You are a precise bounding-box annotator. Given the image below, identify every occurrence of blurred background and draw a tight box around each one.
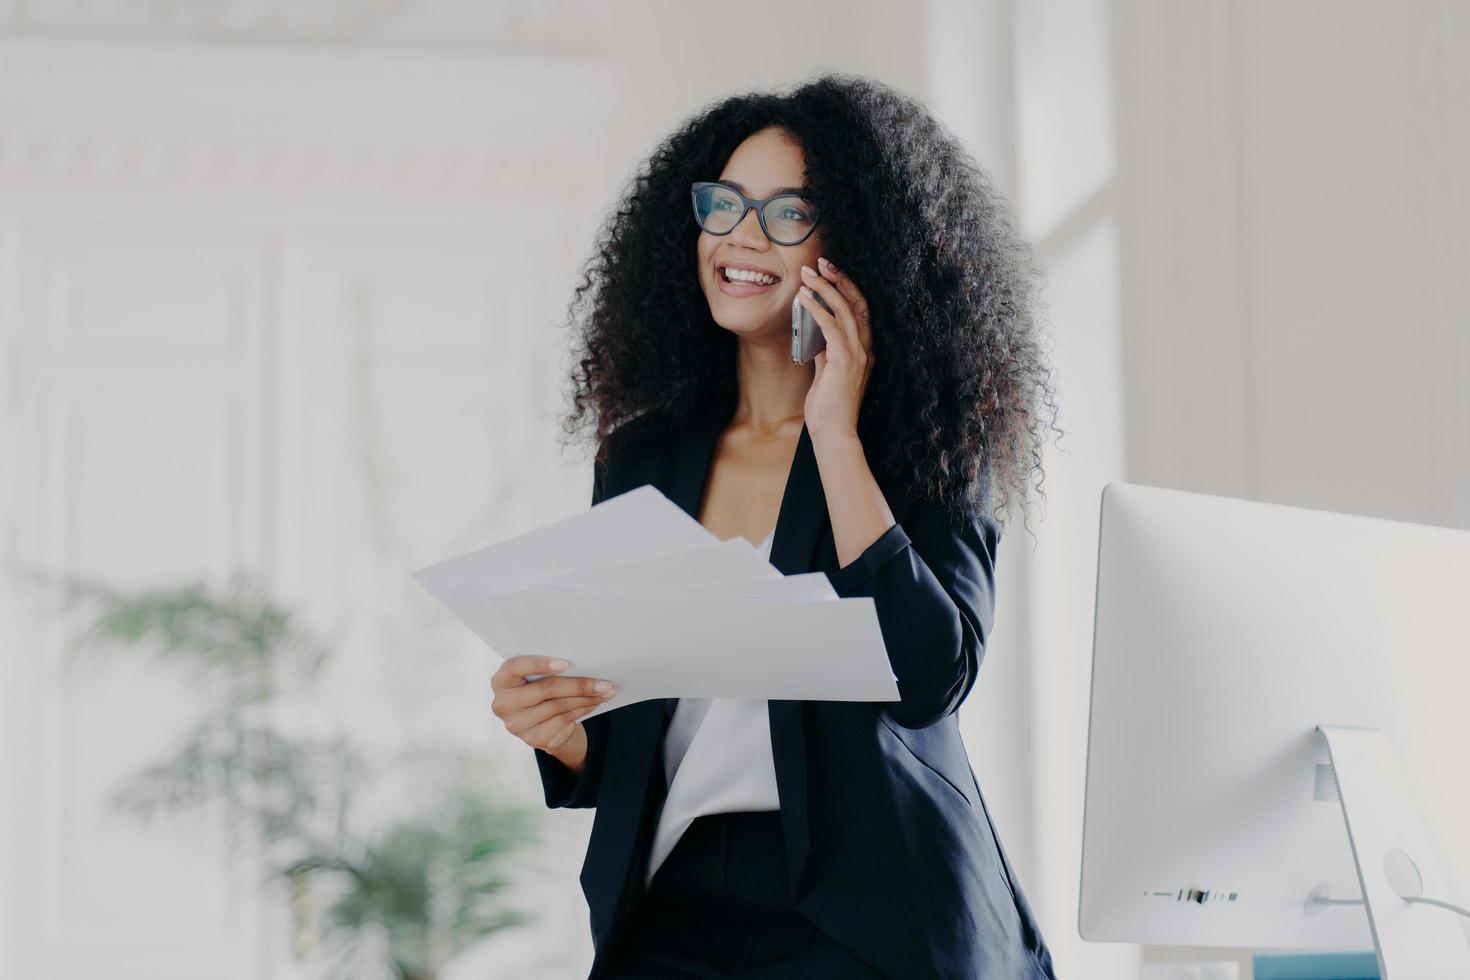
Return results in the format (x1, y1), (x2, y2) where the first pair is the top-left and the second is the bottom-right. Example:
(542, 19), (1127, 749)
(1, 1), (1466, 978)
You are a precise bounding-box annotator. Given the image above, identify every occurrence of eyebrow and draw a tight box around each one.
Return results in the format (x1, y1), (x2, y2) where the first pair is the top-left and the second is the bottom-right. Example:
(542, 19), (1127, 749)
(721, 178), (808, 197)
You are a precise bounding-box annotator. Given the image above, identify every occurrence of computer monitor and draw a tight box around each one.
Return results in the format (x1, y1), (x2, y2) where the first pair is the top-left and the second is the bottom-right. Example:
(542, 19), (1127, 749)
(1079, 482), (1470, 974)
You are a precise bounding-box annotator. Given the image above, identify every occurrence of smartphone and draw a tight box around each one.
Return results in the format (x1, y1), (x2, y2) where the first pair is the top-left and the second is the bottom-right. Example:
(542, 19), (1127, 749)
(791, 289), (833, 364)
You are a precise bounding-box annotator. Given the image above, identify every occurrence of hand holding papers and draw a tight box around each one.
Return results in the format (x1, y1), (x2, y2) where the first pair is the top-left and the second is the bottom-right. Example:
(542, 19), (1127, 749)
(411, 484), (901, 720)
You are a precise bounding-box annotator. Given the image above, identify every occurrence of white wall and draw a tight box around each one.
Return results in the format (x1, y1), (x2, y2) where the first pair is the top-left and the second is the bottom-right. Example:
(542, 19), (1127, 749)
(1116, 0), (1470, 528)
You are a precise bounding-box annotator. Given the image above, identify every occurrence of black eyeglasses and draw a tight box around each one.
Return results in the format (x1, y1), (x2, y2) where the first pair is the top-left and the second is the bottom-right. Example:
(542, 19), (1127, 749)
(690, 180), (823, 246)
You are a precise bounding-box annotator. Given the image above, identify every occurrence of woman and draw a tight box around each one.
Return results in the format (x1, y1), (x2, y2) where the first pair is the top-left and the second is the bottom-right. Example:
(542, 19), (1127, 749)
(490, 73), (1061, 979)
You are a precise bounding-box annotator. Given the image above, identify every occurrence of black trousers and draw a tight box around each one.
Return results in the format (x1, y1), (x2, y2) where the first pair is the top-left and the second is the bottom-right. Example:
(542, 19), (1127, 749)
(599, 809), (885, 979)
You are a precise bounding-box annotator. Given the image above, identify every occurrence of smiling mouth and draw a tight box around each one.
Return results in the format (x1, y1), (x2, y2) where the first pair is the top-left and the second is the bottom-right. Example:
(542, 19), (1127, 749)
(719, 265), (782, 286)
(717, 273), (782, 297)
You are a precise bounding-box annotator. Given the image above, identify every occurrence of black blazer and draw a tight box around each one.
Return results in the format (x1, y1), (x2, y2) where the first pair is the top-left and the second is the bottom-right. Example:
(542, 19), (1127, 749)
(534, 400), (1058, 980)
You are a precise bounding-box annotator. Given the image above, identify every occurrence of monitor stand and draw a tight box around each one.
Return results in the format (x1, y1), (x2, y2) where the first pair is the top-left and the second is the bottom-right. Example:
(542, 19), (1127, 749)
(1317, 725), (1470, 979)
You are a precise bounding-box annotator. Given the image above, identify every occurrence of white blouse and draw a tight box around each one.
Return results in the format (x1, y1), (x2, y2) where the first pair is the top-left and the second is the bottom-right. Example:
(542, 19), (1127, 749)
(644, 526), (781, 887)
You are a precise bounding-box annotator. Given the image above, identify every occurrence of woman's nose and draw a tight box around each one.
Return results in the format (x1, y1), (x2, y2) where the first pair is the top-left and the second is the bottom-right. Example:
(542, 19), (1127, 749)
(727, 207), (768, 248)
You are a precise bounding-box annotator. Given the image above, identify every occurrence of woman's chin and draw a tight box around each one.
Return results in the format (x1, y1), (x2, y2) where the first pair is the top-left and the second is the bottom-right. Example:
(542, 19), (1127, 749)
(712, 316), (794, 348)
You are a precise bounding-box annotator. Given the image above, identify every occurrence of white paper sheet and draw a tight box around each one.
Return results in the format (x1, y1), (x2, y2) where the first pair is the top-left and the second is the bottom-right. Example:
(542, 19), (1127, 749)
(410, 485), (719, 658)
(526, 536), (780, 592)
(410, 483), (900, 715)
(412, 484), (718, 594)
(479, 587), (899, 720)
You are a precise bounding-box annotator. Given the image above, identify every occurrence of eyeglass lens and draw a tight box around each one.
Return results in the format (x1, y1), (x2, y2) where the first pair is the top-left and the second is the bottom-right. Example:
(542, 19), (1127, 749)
(693, 184), (818, 245)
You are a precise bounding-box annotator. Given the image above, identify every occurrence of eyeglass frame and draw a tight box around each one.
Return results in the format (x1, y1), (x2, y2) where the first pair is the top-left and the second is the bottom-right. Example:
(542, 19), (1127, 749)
(689, 180), (824, 246)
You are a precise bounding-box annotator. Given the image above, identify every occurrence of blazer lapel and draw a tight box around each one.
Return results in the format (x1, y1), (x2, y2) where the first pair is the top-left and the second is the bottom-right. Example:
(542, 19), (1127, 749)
(656, 399), (829, 896)
(764, 421), (827, 895)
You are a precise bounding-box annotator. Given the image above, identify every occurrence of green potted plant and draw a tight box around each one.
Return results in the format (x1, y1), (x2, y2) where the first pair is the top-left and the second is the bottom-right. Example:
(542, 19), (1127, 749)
(45, 568), (539, 980)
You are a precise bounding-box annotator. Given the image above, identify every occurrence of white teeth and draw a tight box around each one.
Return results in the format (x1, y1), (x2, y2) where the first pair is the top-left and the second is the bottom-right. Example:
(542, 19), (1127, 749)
(724, 267), (778, 285)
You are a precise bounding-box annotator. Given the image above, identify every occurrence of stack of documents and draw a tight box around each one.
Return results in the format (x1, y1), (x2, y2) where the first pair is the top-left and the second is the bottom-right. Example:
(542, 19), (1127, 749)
(410, 484), (900, 720)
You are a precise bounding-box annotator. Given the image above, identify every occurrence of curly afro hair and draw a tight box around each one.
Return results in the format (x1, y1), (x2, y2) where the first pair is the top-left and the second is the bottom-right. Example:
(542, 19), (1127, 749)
(557, 71), (1061, 531)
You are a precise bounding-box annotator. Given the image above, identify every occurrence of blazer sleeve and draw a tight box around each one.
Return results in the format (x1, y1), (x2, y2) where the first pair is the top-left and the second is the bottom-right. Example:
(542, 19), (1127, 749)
(530, 453), (615, 808)
(823, 495), (1002, 730)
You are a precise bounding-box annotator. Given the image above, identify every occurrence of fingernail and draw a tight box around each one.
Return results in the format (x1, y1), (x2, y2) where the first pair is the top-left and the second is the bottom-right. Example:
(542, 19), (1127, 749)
(818, 257), (830, 269)
(549, 659), (569, 671)
(801, 265), (815, 277)
(595, 680), (613, 692)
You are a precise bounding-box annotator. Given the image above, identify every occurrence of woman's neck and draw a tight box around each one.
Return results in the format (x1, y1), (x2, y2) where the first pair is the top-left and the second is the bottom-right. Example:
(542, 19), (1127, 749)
(730, 336), (812, 434)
